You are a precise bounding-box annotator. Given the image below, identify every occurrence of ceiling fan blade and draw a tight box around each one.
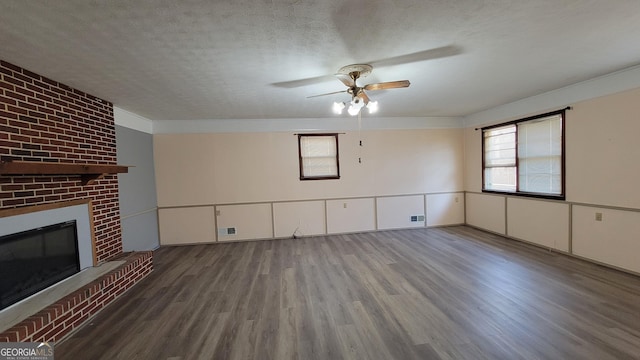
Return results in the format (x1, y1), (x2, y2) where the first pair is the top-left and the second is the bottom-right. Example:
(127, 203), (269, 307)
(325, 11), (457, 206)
(368, 45), (462, 68)
(306, 90), (348, 98)
(364, 80), (410, 91)
(335, 73), (355, 87)
(271, 74), (336, 88)
(272, 45), (461, 89)
(357, 90), (370, 105)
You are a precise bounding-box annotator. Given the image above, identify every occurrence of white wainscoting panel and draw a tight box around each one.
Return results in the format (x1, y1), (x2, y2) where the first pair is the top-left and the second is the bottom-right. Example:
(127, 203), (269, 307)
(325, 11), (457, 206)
(158, 206), (216, 245)
(216, 203), (273, 242)
(376, 195), (425, 230)
(507, 198), (569, 251)
(326, 198), (376, 234)
(572, 205), (640, 273)
(273, 201), (326, 238)
(465, 193), (506, 235)
(426, 193), (465, 226)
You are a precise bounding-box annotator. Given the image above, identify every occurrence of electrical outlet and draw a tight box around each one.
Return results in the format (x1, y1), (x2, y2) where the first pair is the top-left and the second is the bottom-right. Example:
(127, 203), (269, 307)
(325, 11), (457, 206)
(343, 203), (347, 208)
(595, 212), (603, 221)
(215, 210), (221, 216)
(455, 197), (459, 203)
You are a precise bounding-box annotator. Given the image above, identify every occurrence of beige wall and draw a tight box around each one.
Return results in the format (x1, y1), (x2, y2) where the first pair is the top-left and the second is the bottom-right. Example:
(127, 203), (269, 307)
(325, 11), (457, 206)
(464, 86), (640, 273)
(156, 128), (465, 245)
(566, 87), (640, 209)
(155, 129), (463, 206)
(463, 127), (483, 193)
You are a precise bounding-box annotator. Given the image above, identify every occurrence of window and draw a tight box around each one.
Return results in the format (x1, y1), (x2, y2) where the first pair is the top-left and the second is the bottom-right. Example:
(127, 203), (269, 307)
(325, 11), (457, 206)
(298, 134), (340, 180)
(482, 110), (565, 199)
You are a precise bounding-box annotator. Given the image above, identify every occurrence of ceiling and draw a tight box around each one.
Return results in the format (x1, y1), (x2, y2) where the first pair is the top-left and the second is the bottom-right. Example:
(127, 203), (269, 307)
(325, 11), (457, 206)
(2, 0), (640, 121)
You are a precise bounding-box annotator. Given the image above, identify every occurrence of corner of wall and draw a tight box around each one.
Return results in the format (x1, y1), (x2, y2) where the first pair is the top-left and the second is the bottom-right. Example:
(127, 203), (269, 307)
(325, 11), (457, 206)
(114, 107), (153, 134)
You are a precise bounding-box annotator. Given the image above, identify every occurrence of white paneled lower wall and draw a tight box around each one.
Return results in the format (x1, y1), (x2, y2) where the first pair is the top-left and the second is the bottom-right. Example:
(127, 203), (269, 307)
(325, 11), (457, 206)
(465, 193), (571, 252)
(426, 193), (465, 227)
(465, 193), (506, 235)
(572, 205), (640, 274)
(158, 206), (216, 245)
(507, 198), (570, 252)
(376, 195), (425, 230)
(273, 201), (326, 238)
(326, 198), (377, 234)
(217, 203), (273, 242)
(464, 192), (640, 274)
(158, 191), (640, 275)
(158, 192), (465, 245)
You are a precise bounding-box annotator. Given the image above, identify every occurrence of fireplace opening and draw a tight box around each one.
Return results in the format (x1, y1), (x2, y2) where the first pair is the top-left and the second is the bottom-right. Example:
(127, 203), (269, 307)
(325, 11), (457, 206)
(0, 221), (80, 311)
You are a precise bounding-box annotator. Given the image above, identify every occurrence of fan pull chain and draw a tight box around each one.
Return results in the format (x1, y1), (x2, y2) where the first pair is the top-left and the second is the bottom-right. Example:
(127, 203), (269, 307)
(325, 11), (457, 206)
(358, 110), (362, 164)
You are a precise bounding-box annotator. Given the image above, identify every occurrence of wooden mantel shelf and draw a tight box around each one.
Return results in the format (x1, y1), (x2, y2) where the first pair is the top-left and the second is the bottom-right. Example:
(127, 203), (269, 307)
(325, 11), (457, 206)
(0, 160), (129, 185)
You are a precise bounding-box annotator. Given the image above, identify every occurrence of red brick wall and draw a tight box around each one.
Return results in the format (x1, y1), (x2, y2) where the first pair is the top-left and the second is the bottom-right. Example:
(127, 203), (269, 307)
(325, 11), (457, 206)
(0, 60), (122, 263)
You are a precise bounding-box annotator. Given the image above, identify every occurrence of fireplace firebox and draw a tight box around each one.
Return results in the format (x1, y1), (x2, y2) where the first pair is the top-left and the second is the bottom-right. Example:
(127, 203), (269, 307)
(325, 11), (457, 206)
(0, 221), (80, 311)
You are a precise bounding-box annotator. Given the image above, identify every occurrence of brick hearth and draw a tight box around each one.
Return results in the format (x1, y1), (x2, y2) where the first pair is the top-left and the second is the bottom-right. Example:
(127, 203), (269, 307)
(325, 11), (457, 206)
(0, 252), (152, 342)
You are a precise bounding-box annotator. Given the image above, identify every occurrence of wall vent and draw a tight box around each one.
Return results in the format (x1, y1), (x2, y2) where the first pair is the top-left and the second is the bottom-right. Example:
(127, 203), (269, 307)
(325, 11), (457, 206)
(218, 227), (237, 236)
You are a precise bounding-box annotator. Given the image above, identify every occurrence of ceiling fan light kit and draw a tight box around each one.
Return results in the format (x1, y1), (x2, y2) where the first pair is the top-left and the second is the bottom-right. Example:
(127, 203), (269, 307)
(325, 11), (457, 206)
(332, 99), (378, 116)
(347, 102), (362, 116)
(310, 64), (410, 116)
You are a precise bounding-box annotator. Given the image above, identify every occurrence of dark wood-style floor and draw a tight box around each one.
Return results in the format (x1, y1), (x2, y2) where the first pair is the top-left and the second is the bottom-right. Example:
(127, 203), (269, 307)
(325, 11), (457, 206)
(57, 226), (640, 360)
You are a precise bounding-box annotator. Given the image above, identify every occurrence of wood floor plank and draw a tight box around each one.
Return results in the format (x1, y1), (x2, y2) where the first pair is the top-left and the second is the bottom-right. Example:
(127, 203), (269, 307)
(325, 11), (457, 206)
(308, 297), (344, 360)
(276, 307), (298, 360)
(280, 267), (297, 310)
(55, 226), (640, 359)
(347, 300), (395, 360)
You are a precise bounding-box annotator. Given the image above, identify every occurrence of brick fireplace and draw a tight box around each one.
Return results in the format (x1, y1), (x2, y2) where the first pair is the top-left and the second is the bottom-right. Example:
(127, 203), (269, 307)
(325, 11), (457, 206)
(0, 60), (153, 342)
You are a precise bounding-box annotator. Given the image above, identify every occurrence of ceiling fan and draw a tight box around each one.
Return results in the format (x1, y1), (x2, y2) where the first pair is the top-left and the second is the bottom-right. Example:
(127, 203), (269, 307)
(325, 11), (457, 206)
(307, 64), (410, 115)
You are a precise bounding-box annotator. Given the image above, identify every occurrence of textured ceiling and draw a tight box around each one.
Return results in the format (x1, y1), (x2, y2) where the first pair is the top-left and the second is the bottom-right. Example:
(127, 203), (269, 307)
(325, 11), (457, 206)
(1, 0), (640, 121)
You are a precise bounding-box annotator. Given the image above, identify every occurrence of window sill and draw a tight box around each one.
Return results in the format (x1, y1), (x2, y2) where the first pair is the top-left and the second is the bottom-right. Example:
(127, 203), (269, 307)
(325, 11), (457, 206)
(482, 189), (565, 201)
(299, 176), (340, 181)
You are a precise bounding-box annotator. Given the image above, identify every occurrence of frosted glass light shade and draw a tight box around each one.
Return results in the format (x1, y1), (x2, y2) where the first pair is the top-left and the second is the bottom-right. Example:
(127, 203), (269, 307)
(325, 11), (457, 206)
(347, 105), (360, 116)
(367, 101), (378, 113)
(332, 102), (345, 114)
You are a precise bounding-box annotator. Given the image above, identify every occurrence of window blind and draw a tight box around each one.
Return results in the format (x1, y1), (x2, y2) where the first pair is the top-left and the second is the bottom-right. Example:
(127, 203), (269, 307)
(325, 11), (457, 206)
(484, 125), (516, 191)
(300, 135), (338, 178)
(517, 114), (562, 194)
